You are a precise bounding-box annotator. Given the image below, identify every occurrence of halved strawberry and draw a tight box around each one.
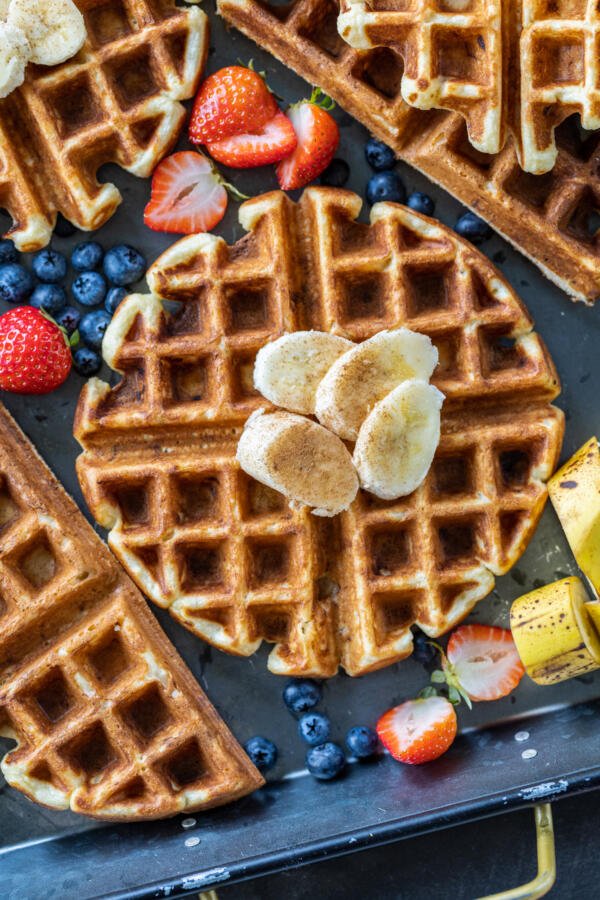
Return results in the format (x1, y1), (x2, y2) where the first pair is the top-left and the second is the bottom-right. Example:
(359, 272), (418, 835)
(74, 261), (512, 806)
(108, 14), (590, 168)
(276, 88), (340, 191)
(445, 624), (525, 702)
(144, 151), (227, 235)
(206, 111), (297, 169)
(377, 696), (457, 766)
(189, 64), (278, 145)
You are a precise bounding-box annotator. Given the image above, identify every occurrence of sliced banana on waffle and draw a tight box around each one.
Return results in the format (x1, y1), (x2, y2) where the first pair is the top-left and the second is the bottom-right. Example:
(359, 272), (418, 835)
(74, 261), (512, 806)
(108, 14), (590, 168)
(8, 0), (86, 67)
(254, 331), (355, 415)
(0, 22), (29, 98)
(237, 409), (359, 517)
(315, 328), (438, 441)
(353, 379), (444, 500)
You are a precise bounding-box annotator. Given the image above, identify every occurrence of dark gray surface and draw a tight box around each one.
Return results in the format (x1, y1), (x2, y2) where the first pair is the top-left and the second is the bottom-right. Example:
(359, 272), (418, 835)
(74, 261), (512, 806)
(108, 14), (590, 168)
(1, 2), (600, 898)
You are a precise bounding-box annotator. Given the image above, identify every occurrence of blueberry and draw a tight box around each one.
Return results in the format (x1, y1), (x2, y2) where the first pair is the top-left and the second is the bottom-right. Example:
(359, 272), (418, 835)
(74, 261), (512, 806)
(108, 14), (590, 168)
(306, 742), (345, 781)
(407, 191), (435, 217)
(346, 726), (378, 758)
(365, 137), (396, 171)
(103, 244), (146, 286)
(71, 241), (104, 272)
(0, 263), (34, 304)
(0, 239), (18, 265)
(454, 211), (492, 244)
(283, 679), (322, 715)
(105, 286), (127, 316)
(72, 271), (107, 307)
(320, 158), (350, 188)
(72, 346), (102, 377)
(412, 628), (438, 669)
(79, 309), (111, 349)
(243, 736), (278, 772)
(366, 171), (406, 206)
(55, 306), (81, 335)
(30, 283), (67, 315)
(298, 712), (330, 746)
(31, 248), (68, 284)
(54, 214), (77, 238)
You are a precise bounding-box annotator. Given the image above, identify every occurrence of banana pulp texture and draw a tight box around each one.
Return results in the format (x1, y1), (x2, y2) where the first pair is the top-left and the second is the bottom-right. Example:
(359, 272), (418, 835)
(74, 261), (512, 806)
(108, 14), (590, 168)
(548, 436), (600, 598)
(0, 22), (29, 98)
(5, 0), (86, 69)
(510, 576), (600, 685)
(353, 379), (444, 500)
(315, 328), (439, 441)
(253, 331), (355, 415)
(236, 409), (359, 517)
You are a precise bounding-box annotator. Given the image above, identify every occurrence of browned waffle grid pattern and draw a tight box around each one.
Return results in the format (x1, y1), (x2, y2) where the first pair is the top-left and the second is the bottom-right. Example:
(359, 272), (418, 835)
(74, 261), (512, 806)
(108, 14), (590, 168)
(520, 0), (600, 172)
(217, 0), (600, 303)
(0, 406), (262, 819)
(0, 0), (208, 251)
(75, 187), (564, 677)
(337, 0), (502, 153)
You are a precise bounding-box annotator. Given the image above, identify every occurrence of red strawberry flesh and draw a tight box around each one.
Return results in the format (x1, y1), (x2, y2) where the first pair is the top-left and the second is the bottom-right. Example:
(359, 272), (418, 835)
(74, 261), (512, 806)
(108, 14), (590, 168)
(144, 151), (227, 235)
(276, 101), (339, 190)
(206, 111), (297, 169)
(377, 696), (457, 765)
(445, 624), (525, 702)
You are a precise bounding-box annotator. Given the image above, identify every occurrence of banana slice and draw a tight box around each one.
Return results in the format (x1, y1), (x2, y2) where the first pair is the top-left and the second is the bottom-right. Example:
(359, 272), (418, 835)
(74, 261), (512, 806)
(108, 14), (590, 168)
(237, 409), (359, 517)
(353, 379), (444, 499)
(0, 23), (29, 99)
(315, 328), (438, 441)
(8, 0), (86, 67)
(254, 331), (355, 415)
(510, 577), (600, 685)
(0, 1), (10, 20)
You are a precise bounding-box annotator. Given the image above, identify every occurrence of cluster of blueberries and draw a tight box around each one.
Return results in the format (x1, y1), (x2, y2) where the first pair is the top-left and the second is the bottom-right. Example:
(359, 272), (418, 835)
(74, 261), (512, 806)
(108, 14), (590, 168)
(0, 238), (146, 377)
(244, 679), (379, 781)
(321, 139), (491, 244)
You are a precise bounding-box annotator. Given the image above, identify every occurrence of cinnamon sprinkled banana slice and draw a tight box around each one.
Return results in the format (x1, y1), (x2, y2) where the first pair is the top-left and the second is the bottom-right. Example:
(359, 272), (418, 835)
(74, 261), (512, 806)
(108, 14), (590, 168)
(353, 379), (444, 499)
(237, 409), (359, 517)
(0, 23), (29, 99)
(315, 328), (438, 441)
(9, 0), (86, 66)
(254, 331), (355, 415)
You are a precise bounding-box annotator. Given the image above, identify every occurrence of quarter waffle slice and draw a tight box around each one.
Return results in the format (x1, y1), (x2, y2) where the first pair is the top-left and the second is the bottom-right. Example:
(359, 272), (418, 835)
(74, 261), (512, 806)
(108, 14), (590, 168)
(337, 0), (600, 174)
(218, 0), (600, 304)
(75, 187), (564, 678)
(0, 0), (208, 251)
(0, 403), (263, 820)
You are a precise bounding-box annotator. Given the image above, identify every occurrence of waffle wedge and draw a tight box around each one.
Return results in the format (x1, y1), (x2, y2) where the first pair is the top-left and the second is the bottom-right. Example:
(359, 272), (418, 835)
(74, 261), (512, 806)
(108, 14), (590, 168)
(338, 0), (600, 175)
(0, 403), (262, 820)
(75, 187), (564, 678)
(0, 0), (208, 251)
(218, 0), (600, 304)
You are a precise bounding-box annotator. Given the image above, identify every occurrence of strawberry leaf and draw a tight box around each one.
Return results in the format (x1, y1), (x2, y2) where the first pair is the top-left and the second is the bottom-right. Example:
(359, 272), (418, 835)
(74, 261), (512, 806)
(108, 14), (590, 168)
(69, 330), (80, 348)
(430, 669), (446, 684)
(309, 86), (335, 110)
(418, 685), (438, 700)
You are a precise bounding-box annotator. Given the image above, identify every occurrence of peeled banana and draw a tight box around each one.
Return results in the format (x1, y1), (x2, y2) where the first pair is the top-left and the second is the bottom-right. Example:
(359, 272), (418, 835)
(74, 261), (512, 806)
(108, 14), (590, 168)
(548, 437), (599, 597)
(353, 379), (444, 499)
(510, 577), (600, 685)
(236, 409), (359, 517)
(315, 328), (438, 441)
(253, 331), (354, 415)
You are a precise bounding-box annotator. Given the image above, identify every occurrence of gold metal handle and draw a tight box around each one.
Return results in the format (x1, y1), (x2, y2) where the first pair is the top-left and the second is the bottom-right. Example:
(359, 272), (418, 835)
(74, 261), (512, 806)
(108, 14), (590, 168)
(478, 804), (556, 900)
(200, 804), (555, 900)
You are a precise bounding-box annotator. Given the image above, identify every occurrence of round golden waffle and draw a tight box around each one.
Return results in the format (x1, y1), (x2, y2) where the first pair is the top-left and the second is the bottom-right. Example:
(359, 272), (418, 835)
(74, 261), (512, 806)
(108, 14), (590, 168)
(338, 0), (600, 175)
(75, 187), (564, 678)
(0, 0), (208, 251)
(0, 404), (262, 820)
(218, 0), (600, 304)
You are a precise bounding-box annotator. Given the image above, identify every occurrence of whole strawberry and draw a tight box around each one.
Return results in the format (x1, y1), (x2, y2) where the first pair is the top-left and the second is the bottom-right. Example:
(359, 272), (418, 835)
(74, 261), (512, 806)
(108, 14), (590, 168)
(0, 307), (72, 394)
(189, 64), (278, 145)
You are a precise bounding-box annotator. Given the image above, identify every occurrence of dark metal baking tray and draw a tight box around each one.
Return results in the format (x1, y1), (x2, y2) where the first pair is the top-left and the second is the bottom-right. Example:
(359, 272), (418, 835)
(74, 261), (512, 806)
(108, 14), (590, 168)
(1, 5), (599, 898)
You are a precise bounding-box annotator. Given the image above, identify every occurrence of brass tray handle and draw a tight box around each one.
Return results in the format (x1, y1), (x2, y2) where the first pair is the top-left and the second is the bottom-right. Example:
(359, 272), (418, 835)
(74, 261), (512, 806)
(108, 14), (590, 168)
(478, 804), (556, 900)
(199, 804), (556, 900)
